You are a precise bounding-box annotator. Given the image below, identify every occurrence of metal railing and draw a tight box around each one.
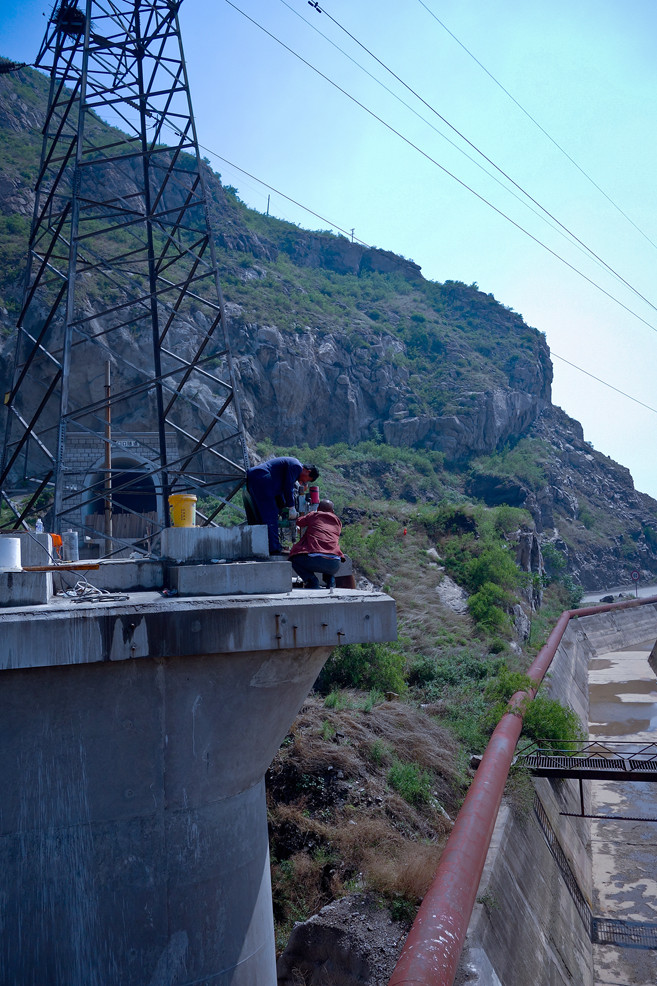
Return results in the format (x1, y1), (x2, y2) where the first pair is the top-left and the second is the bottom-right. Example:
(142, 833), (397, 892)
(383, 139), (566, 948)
(388, 594), (657, 986)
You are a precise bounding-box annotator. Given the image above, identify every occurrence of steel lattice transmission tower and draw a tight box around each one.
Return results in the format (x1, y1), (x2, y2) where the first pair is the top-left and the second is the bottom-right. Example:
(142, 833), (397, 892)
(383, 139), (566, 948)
(0, 0), (248, 547)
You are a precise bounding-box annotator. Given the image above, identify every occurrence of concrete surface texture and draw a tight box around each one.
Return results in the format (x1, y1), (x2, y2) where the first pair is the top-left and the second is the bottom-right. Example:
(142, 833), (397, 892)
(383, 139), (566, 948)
(0, 587), (396, 985)
(0, 588), (395, 671)
(159, 524), (269, 561)
(0, 528), (350, 601)
(461, 748), (594, 982)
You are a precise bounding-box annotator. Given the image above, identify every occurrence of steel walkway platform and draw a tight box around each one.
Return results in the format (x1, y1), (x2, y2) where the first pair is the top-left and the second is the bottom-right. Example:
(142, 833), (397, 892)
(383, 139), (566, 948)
(516, 741), (657, 782)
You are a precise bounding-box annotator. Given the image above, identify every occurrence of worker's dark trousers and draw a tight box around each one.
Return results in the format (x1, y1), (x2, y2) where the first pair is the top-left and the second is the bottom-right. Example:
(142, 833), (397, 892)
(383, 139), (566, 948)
(246, 478), (282, 553)
(290, 553), (341, 589)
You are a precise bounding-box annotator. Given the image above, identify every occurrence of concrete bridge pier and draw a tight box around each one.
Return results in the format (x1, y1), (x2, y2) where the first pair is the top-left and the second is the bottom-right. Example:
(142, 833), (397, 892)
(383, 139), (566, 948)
(0, 574), (396, 985)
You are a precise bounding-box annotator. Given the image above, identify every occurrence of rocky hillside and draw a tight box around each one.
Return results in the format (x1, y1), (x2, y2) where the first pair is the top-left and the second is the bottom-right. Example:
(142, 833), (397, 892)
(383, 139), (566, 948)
(1, 62), (657, 589)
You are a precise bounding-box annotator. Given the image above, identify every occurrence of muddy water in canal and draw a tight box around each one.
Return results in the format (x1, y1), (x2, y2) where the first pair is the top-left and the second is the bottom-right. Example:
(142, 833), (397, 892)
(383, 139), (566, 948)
(589, 640), (657, 986)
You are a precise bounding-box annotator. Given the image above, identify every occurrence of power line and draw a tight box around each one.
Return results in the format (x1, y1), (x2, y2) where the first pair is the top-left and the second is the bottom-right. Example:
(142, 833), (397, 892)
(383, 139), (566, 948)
(416, 0), (657, 255)
(193, 142), (657, 423)
(204, 149), (657, 420)
(197, 145), (371, 247)
(154, 78), (657, 424)
(224, 1), (657, 337)
(551, 352), (657, 415)
(276, 0), (626, 287)
(305, 1), (657, 318)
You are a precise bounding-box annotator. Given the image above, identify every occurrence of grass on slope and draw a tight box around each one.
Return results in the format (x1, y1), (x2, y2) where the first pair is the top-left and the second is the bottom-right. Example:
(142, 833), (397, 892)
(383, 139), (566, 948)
(263, 441), (585, 952)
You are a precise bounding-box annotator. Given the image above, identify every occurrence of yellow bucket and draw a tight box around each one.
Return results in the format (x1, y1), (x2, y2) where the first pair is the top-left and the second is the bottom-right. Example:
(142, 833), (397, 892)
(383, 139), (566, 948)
(168, 493), (197, 527)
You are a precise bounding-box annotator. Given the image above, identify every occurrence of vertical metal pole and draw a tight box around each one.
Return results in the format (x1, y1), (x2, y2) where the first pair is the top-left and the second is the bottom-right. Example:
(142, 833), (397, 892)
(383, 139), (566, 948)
(134, 3), (170, 526)
(52, 1), (90, 533)
(104, 360), (112, 554)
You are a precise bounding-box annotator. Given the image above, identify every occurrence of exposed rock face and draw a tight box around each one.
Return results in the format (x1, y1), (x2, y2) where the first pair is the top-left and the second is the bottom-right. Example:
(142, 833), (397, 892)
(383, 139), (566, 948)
(276, 894), (407, 986)
(226, 304), (550, 456)
(435, 574), (469, 615)
(275, 230), (422, 281)
(1, 65), (657, 589)
(384, 389), (548, 460)
(516, 529), (544, 609)
(227, 315), (410, 444)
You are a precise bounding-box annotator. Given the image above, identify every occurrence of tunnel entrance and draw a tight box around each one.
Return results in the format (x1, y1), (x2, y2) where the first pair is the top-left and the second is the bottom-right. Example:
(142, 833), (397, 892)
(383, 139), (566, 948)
(84, 455), (159, 541)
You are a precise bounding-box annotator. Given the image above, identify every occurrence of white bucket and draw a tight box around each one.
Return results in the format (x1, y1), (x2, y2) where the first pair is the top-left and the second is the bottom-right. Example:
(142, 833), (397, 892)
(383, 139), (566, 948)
(0, 537), (22, 572)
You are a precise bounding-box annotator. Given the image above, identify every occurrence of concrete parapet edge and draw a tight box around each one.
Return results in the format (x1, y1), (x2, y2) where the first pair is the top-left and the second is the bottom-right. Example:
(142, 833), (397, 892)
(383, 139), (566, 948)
(0, 589), (397, 671)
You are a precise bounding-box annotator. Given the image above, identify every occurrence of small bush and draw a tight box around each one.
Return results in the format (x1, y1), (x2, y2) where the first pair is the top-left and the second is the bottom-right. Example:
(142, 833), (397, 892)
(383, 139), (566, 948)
(467, 582), (511, 633)
(407, 655), (438, 686)
(484, 666), (533, 703)
(522, 695), (585, 752)
(387, 759), (433, 806)
(423, 651), (500, 699)
(323, 690), (353, 711)
(316, 643), (407, 695)
(492, 505), (532, 536)
(464, 545), (519, 593)
(542, 543), (566, 576)
(389, 896), (418, 923)
(578, 507), (595, 530)
(368, 738), (392, 766)
(358, 689), (385, 712)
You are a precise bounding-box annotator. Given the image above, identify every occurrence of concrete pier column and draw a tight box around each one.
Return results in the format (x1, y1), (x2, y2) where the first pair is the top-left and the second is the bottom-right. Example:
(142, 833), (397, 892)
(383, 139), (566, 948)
(0, 589), (396, 985)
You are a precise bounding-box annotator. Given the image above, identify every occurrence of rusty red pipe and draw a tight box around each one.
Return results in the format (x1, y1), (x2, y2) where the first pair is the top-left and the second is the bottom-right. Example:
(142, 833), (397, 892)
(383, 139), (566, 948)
(389, 595), (657, 986)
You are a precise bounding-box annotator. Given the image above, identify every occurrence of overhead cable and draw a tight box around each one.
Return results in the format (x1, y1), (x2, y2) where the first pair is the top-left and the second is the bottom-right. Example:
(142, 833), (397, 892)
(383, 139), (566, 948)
(277, 0), (621, 282)
(551, 352), (657, 415)
(304, 1), (657, 317)
(225, 1), (657, 336)
(416, 0), (657, 254)
(196, 144), (371, 247)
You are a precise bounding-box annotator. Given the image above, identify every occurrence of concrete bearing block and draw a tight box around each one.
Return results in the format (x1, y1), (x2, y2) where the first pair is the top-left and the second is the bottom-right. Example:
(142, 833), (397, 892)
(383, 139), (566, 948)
(161, 525), (269, 562)
(0, 570), (52, 607)
(168, 559), (292, 596)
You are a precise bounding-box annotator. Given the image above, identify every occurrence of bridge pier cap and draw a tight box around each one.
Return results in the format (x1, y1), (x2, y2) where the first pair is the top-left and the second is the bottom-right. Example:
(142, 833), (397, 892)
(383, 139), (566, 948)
(0, 536), (396, 986)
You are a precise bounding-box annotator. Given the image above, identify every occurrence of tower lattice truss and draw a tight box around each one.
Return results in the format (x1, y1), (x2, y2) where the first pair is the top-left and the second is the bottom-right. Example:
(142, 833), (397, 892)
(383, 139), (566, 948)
(0, 0), (248, 546)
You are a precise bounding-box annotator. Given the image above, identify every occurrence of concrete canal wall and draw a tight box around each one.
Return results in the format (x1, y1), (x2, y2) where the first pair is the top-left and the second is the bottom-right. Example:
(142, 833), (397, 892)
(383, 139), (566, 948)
(458, 602), (657, 986)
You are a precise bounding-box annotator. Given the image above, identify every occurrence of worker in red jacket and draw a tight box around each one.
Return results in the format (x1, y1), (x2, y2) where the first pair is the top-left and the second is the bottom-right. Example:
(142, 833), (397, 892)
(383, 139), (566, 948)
(289, 499), (345, 589)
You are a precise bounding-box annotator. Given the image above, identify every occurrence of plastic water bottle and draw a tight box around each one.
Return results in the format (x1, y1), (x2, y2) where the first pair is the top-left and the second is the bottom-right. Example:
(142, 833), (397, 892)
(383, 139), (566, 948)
(35, 518), (44, 533)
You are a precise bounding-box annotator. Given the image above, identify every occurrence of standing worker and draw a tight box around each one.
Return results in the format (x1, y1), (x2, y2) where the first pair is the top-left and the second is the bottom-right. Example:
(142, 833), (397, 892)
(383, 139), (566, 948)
(245, 456), (319, 555)
(289, 499), (345, 588)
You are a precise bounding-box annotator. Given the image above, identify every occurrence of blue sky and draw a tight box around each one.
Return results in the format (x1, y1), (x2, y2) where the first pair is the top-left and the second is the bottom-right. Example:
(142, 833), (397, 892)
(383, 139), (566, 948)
(3, 0), (657, 502)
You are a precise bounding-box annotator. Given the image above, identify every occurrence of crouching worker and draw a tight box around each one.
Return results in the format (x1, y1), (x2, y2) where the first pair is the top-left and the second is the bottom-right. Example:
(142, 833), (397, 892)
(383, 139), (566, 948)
(289, 500), (345, 589)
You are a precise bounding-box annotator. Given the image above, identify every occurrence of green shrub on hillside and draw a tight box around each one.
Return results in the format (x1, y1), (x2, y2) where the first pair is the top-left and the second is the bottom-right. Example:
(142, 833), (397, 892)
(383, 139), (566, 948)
(473, 439), (550, 491)
(467, 582), (512, 633)
(522, 695), (586, 752)
(541, 542), (566, 575)
(462, 544), (519, 593)
(477, 665), (585, 752)
(387, 759), (433, 806)
(413, 650), (501, 694)
(316, 642), (407, 696)
(493, 505), (533, 535)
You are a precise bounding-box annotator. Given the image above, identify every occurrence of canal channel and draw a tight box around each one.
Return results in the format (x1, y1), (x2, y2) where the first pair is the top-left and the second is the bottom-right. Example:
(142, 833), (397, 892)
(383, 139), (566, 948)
(589, 639), (657, 986)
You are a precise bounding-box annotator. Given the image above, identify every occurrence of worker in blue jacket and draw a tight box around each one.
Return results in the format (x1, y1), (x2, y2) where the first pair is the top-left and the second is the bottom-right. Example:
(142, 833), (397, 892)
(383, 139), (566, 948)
(246, 456), (319, 554)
